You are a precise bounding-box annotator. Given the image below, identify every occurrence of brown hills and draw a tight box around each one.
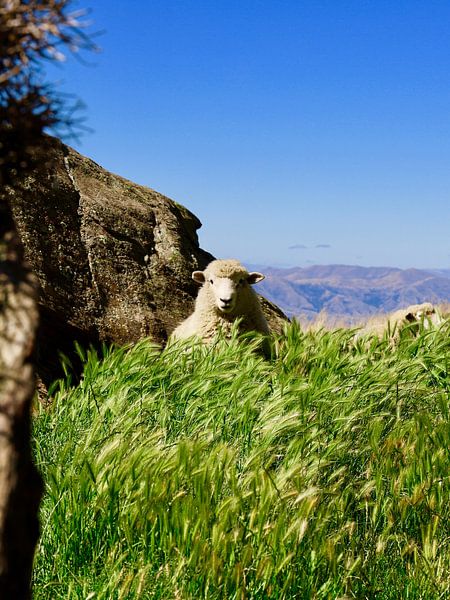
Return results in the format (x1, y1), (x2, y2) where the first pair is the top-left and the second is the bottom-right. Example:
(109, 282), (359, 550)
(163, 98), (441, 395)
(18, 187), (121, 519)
(255, 264), (450, 321)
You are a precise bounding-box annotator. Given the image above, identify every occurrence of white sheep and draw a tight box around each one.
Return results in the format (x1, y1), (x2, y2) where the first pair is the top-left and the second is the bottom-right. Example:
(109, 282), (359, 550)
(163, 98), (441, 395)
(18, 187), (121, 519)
(358, 302), (443, 342)
(171, 259), (270, 343)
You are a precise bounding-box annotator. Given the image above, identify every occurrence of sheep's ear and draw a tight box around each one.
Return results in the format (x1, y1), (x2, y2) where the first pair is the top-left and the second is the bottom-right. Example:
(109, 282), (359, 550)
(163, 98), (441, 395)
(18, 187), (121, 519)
(192, 271), (205, 284)
(247, 272), (265, 285)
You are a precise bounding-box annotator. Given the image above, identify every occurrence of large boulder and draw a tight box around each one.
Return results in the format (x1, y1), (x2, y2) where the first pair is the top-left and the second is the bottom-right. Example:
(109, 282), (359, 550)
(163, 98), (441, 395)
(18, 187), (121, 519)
(7, 138), (286, 383)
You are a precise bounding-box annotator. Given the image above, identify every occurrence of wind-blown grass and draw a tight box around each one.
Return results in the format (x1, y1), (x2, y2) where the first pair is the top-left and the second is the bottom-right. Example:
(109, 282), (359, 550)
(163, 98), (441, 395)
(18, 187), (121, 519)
(32, 320), (450, 599)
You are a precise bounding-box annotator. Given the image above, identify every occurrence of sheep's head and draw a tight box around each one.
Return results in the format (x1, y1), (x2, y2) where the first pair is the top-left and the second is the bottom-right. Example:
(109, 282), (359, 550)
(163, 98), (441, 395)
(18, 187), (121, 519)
(192, 259), (265, 314)
(404, 303), (443, 329)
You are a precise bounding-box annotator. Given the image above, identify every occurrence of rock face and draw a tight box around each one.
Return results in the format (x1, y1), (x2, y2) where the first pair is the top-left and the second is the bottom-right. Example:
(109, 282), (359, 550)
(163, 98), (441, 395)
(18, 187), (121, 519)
(8, 138), (286, 383)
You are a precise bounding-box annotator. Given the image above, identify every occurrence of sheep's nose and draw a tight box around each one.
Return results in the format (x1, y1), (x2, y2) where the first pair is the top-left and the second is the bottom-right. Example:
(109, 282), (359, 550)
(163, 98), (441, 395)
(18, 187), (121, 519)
(220, 298), (231, 304)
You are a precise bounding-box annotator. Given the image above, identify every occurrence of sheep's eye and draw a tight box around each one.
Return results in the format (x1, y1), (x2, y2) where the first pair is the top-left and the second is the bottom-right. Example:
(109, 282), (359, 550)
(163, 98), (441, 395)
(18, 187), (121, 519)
(209, 279), (214, 284)
(239, 278), (244, 285)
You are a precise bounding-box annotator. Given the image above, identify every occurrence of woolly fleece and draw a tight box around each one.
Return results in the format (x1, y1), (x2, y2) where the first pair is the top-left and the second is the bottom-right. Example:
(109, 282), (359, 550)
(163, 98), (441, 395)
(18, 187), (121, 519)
(171, 259), (270, 343)
(359, 302), (442, 341)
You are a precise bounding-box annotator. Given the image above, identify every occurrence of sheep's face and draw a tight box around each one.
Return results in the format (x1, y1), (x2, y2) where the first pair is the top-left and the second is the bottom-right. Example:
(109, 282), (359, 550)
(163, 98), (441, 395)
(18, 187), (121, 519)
(405, 305), (443, 329)
(192, 267), (265, 314)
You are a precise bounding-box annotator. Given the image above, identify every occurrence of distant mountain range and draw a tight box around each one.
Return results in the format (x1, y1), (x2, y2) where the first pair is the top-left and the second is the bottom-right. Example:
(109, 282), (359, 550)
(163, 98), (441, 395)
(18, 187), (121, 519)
(254, 265), (450, 321)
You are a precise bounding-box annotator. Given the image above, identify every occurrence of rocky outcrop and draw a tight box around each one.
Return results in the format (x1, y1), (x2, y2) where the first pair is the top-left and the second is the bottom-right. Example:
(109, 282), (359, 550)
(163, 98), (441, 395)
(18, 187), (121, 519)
(7, 138), (286, 383)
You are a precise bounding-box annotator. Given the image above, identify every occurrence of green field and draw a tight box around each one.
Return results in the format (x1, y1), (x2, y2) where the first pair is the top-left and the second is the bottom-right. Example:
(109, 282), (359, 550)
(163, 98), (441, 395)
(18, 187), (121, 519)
(32, 321), (450, 599)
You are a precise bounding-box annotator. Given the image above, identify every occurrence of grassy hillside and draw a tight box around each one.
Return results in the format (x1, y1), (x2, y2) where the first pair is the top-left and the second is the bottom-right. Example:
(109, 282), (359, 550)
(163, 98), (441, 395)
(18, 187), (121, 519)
(32, 321), (450, 599)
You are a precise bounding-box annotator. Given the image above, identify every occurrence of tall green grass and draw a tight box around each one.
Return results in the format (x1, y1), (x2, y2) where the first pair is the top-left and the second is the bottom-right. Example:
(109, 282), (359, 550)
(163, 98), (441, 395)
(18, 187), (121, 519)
(32, 321), (450, 599)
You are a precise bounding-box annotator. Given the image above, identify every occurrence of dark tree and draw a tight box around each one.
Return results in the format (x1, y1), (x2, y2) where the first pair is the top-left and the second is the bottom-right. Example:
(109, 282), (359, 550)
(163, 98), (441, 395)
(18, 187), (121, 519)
(0, 2), (95, 596)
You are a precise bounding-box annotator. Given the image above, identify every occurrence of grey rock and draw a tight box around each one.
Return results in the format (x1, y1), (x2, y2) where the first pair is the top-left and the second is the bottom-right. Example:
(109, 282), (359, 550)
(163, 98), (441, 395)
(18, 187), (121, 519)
(8, 138), (286, 382)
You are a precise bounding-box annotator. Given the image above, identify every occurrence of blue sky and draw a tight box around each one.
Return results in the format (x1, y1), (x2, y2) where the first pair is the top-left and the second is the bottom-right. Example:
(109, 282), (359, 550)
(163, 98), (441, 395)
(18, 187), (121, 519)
(48, 0), (450, 269)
